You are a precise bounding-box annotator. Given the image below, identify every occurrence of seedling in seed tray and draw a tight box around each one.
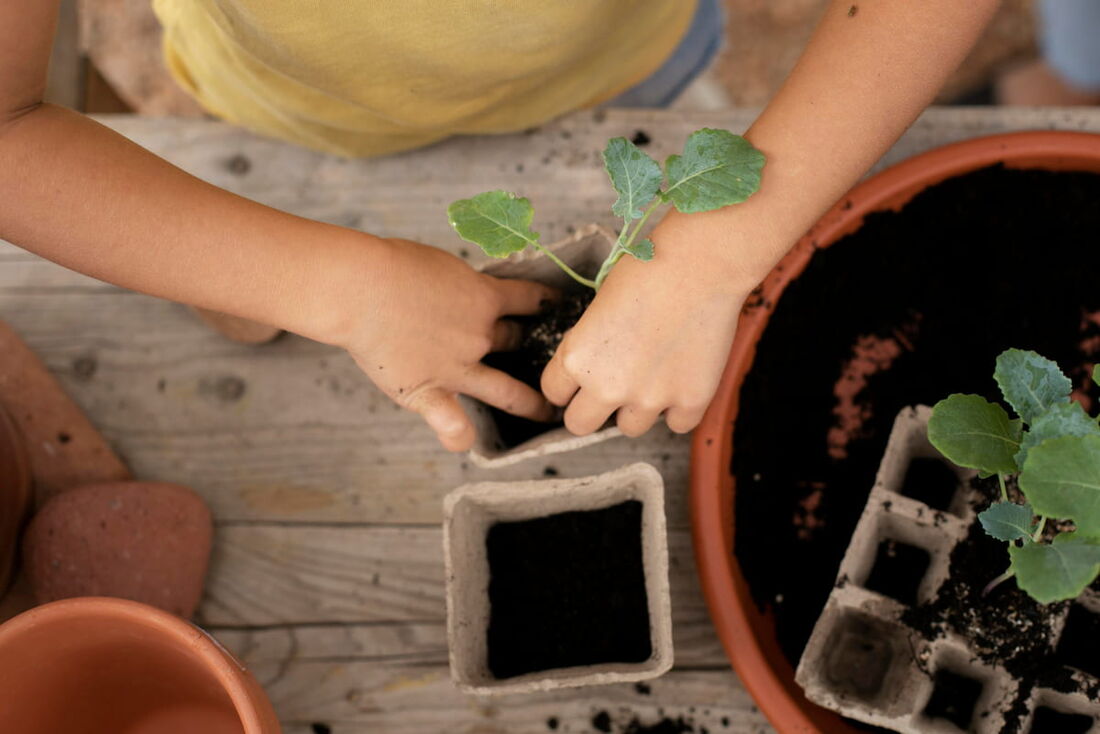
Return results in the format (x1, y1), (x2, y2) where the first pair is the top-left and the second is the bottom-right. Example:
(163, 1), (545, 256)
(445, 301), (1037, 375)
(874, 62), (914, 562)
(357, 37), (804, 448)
(928, 348), (1100, 603)
(447, 128), (766, 289)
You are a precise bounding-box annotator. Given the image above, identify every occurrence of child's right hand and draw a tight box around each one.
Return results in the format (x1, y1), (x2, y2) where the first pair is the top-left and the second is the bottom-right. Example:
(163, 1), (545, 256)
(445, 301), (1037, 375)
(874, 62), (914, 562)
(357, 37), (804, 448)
(330, 236), (557, 451)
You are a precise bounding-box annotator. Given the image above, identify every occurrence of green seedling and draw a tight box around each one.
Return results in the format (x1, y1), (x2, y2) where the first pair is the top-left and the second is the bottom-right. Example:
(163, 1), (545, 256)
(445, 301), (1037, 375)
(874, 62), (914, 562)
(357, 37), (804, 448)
(447, 128), (765, 290)
(928, 349), (1100, 603)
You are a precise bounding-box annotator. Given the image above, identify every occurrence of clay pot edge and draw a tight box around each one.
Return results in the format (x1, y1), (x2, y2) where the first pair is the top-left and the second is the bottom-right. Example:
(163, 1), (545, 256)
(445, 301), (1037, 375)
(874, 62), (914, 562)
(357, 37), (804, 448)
(689, 130), (1100, 734)
(0, 596), (281, 734)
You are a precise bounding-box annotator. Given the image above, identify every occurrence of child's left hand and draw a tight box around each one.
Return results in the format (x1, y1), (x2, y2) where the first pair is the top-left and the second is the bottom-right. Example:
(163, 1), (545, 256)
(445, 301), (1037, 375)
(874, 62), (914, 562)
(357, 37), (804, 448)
(540, 210), (765, 437)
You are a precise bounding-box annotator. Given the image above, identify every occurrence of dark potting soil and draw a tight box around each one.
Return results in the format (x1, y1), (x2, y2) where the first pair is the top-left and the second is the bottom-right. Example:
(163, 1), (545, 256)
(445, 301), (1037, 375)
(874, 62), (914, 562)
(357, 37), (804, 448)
(863, 538), (930, 606)
(590, 711), (702, 734)
(1029, 706), (1095, 734)
(623, 717), (695, 734)
(730, 165), (1100, 720)
(1053, 603), (1100, 679)
(902, 483), (1065, 675)
(922, 668), (983, 730)
(899, 457), (960, 513)
(486, 500), (651, 679)
(482, 289), (595, 448)
(902, 481), (1072, 733)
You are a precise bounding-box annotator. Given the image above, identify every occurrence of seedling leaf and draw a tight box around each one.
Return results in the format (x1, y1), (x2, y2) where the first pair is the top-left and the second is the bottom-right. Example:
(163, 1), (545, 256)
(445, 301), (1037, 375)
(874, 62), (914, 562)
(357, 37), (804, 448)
(928, 394), (1022, 475)
(1015, 401), (1100, 468)
(978, 502), (1034, 542)
(1018, 434), (1100, 532)
(994, 348), (1071, 423)
(623, 238), (654, 262)
(1009, 532), (1100, 603)
(663, 129), (765, 214)
(1093, 363), (1100, 386)
(447, 191), (539, 258)
(603, 138), (663, 220)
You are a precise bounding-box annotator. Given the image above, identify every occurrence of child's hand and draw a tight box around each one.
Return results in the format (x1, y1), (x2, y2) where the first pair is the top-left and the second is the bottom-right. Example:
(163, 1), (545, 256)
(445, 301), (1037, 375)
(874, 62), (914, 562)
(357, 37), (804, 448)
(540, 212), (764, 437)
(338, 238), (557, 451)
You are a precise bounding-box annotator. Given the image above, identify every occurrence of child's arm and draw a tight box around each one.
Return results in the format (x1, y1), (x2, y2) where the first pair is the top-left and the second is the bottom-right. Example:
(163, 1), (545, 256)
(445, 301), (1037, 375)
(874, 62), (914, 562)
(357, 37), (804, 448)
(1, 1), (555, 451)
(542, 0), (1001, 437)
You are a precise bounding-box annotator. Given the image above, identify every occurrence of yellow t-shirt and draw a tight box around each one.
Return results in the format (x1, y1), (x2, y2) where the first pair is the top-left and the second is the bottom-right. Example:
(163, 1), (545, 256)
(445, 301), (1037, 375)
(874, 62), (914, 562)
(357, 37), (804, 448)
(152, 0), (697, 157)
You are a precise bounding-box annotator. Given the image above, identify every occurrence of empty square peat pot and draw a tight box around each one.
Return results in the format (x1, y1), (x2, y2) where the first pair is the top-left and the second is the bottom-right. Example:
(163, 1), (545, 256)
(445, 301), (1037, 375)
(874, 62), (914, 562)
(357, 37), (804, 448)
(443, 463), (673, 694)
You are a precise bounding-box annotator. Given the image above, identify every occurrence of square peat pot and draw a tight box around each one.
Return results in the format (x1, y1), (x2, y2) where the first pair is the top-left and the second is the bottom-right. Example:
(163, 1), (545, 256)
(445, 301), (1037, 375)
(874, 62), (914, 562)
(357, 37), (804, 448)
(796, 406), (1100, 733)
(442, 462), (673, 694)
(465, 224), (622, 468)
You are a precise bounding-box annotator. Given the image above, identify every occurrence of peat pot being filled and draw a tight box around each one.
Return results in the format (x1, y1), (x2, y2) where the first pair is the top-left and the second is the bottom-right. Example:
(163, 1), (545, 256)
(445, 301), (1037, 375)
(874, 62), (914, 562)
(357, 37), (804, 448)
(689, 130), (1100, 733)
(449, 128), (765, 467)
(443, 462), (672, 693)
(0, 597), (281, 734)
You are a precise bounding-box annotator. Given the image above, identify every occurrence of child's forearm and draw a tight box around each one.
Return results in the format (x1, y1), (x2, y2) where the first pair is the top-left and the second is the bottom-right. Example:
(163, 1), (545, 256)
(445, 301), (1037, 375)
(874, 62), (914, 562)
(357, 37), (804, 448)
(674, 0), (1001, 281)
(0, 104), (375, 344)
(540, 0), (1001, 438)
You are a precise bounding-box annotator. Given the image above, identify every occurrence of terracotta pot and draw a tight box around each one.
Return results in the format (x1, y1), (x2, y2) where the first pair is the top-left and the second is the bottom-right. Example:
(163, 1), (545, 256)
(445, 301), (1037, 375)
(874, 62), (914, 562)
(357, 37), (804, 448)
(0, 403), (31, 595)
(0, 597), (281, 734)
(690, 131), (1100, 733)
(23, 481), (214, 618)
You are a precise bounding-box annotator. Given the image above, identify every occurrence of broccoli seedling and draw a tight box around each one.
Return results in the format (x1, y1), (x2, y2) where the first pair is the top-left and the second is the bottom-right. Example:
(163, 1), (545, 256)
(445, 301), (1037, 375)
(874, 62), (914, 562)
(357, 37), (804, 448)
(446, 128), (765, 290)
(928, 349), (1100, 603)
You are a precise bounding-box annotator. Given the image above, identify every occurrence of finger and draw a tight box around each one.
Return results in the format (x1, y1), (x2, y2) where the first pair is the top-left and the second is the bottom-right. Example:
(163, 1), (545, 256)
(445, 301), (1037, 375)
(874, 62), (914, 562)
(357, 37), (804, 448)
(541, 348), (579, 407)
(563, 389), (618, 436)
(459, 364), (556, 422)
(665, 404), (708, 434)
(404, 387), (476, 452)
(491, 277), (559, 317)
(489, 319), (523, 353)
(617, 404), (662, 438)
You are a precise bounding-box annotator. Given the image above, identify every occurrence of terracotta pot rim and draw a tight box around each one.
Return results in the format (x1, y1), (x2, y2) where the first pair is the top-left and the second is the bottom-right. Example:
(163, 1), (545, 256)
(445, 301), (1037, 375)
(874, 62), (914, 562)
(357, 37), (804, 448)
(690, 130), (1100, 733)
(0, 400), (32, 594)
(0, 596), (270, 734)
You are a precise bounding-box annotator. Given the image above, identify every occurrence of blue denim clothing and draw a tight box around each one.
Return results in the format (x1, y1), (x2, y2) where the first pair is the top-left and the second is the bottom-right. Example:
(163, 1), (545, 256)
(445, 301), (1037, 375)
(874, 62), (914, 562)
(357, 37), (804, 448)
(607, 0), (725, 107)
(1040, 0), (1100, 91)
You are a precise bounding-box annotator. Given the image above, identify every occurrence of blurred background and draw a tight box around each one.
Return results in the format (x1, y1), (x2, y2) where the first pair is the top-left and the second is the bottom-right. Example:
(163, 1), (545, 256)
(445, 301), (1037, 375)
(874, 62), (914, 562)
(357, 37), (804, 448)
(51, 0), (1040, 116)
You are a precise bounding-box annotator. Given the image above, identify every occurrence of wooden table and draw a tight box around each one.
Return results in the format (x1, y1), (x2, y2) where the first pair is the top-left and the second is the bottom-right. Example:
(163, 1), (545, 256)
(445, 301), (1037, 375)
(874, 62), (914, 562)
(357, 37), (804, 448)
(2, 108), (1098, 734)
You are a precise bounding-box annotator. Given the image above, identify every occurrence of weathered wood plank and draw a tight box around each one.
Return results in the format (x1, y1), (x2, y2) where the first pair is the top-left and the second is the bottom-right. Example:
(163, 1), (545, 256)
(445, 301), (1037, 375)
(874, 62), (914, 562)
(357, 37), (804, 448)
(1, 109), (1098, 529)
(213, 622), (451, 668)
(211, 614), (728, 674)
(204, 525), (745, 730)
(260, 666), (772, 734)
(90, 108), (1100, 256)
(0, 292), (691, 526)
(200, 526), (712, 629)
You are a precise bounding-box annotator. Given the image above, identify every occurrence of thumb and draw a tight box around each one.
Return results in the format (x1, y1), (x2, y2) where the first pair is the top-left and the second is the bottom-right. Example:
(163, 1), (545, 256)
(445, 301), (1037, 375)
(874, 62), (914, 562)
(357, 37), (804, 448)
(405, 386), (476, 452)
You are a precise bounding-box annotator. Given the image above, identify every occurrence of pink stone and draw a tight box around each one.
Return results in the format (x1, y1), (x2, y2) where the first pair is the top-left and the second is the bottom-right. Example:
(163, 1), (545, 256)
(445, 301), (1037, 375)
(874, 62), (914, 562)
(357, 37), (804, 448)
(22, 482), (212, 619)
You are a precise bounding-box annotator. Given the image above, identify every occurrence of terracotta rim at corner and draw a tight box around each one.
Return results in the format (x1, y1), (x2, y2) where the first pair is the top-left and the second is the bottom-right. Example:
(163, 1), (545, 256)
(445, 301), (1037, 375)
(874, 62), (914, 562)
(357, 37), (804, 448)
(0, 402), (32, 594)
(0, 597), (282, 734)
(689, 130), (1100, 734)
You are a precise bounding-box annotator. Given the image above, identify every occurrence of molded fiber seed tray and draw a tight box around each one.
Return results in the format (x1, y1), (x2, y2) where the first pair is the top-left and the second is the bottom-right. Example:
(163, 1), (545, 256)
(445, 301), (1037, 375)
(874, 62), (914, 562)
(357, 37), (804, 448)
(795, 405), (1100, 734)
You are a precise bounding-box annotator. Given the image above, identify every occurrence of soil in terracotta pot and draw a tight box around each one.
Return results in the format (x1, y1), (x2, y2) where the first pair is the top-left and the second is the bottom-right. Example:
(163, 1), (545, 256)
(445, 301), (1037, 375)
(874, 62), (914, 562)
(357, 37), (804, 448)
(482, 289), (594, 449)
(485, 499), (651, 678)
(730, 165), (1100, 725)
